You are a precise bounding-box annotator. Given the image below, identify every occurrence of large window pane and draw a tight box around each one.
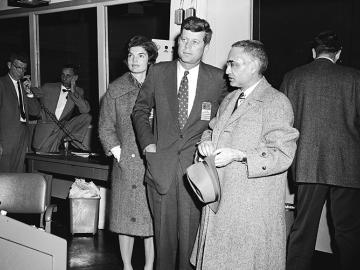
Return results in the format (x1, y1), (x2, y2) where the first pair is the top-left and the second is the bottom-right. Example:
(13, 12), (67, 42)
(39, 8), (98, 118)
(0, 16), (30, 76)
(108, 1), (170, 82)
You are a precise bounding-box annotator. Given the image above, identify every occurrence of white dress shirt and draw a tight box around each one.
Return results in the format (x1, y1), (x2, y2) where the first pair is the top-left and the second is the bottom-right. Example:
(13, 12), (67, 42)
(55, 85), (69, 120)
(177, 62), (200, 117)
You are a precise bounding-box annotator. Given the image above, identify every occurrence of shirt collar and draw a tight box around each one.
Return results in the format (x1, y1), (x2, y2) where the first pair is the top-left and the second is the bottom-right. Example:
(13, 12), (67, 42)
(241, 77), (263, 97)
(316, 56), (335, 63)
(177, 61), (200, 76)
(8, 73), (18, 84)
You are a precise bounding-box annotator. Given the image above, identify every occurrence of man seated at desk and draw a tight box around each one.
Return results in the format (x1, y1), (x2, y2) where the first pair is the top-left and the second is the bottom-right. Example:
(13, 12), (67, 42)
(32, 64), (92, 153)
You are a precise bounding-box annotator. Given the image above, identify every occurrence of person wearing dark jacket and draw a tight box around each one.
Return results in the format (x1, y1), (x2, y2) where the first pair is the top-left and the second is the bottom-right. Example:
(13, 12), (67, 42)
(0, 52), (40, 172)
(281, 31), (360, 270)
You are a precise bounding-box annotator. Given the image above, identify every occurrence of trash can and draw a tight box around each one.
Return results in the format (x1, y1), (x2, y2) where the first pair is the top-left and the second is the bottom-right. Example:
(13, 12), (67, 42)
(68, 178), (101, 235)
(69, 197), (100, 235)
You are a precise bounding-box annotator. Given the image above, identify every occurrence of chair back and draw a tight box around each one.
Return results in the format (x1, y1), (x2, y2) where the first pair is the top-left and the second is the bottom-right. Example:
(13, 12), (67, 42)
(0, 173), (47, 214)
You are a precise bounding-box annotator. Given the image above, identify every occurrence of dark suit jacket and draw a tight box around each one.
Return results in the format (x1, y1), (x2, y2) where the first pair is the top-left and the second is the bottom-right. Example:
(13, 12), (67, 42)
(32, 82), (90, 150)
(132, 60), (228, 194)
(281, 58), (360, 188)
(0, 74), (40, 169)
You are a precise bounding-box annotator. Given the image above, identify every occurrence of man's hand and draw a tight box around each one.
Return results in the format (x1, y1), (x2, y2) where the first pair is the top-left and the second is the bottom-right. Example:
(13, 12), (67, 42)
(0, 143), (3, 157)
(144, 144), (156, 153)
(197, 141), (215, 157)
(70, 75), (78, 93)
(213, 148), (246, 167)
(29, 86), (44, 98)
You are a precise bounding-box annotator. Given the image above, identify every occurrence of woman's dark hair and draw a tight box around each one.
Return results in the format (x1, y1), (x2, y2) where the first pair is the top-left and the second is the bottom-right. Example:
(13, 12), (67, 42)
(128, 35), (158, 64)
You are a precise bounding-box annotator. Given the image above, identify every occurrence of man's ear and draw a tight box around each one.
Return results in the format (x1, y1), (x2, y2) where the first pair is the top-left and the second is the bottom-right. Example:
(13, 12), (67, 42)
(203, 43), (210, 54)
(7, 61), (11, 70)
(311, 48), (316, 59)
(335, 50), (342, 62)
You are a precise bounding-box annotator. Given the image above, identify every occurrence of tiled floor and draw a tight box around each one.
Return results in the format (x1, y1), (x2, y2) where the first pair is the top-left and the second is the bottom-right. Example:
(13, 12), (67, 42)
(49, 198), (339, 270)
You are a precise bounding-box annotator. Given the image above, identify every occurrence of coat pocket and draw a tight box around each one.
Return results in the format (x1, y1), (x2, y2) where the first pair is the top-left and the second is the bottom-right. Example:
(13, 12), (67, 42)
(145, 151), (178, 194)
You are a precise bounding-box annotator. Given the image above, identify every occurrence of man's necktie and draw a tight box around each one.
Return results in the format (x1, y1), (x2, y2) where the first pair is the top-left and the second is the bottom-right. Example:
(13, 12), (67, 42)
(232, 91), (245, 113)
(178, 70), (189, 130)
(17, 81), (26, 120)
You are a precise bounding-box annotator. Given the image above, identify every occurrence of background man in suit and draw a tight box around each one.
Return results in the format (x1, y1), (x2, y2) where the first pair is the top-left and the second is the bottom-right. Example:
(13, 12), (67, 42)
(281, 31), (360, 270)
(0, 52), (41, 172)
(32, 64), (92, 152)
(132, 16), (228, 270)
(191, 40), (298, 270)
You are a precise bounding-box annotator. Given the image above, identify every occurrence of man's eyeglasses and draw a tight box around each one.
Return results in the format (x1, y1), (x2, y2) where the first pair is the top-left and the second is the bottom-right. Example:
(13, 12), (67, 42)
(12, 63), (27, 72)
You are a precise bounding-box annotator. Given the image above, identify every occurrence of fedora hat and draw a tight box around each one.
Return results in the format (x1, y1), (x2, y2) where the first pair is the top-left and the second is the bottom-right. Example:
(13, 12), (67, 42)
(186, 155), (221, 213)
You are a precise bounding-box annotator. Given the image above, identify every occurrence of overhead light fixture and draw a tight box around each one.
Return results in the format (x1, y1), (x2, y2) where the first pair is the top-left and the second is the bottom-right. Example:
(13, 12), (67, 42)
(8, 0), (50, 8)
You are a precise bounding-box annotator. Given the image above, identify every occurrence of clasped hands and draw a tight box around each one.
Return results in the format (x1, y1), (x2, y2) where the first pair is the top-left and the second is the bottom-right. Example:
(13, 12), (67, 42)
(197, 140), (246, 167)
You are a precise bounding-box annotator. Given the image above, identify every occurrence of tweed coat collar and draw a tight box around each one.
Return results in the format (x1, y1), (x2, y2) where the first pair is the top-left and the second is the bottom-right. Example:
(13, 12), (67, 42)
(219, 77), (271, 130)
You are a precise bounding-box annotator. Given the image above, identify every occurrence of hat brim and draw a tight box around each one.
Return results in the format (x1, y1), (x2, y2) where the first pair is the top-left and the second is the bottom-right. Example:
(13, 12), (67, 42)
(186, 155), (221, 213)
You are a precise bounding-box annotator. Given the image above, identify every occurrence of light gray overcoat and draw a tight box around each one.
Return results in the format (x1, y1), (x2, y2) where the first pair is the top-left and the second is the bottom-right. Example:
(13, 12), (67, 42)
(98, 72), (153, 236)
(191, 78), (299, 270)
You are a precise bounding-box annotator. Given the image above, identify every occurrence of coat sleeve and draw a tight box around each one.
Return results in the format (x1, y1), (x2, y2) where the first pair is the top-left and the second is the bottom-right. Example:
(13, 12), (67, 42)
(246, 94), (299, 178)
(98, 91), (120, 155)
(68, 87), (90, 114)
(131, 65), (156, 151)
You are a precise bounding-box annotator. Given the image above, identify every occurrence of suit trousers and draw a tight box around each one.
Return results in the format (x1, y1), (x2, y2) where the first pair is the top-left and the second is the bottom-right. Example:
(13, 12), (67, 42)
(34, 113), (92, 152)
(147, 165), (201, 270)
(0, 123), (28, 172)
(286, 183), (360, 270)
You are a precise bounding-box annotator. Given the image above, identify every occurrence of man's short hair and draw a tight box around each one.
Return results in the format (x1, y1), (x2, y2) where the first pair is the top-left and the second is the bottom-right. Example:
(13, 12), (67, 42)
(313, 30), (342, 55)
(9, 52), (29, 65)
(232, 40), (268, 75)
(127, 35), (158, 64)
(62, 64), (79, 75)
(181, 16), (213, 45)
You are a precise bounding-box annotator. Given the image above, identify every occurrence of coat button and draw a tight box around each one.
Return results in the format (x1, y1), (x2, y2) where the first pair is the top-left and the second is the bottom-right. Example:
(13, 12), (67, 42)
(130, 217), (136, 222)
(180, 134), (183, 138)
(131, 154), (135, 158)
(262, 166), (266, 170)
(261, 152), (266, 157)
(132, 184), (137, 189)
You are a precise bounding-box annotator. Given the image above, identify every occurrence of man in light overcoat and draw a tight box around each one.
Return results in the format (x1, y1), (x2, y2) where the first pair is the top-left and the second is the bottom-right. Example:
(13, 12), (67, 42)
(191, 40), (298, 270)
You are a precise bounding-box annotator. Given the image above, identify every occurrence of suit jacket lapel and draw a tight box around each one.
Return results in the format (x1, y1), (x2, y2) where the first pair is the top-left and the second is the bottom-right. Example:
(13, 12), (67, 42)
(61, 89), (74, 120)
(164, 61), (179, 127)
(5, 75), (19, 105)
(46, 83), (61, 115)
(184, 62), (206, 130)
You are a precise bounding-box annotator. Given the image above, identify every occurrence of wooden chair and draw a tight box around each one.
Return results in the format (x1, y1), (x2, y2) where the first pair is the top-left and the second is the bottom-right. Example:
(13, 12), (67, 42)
(0, 173), (57, 233)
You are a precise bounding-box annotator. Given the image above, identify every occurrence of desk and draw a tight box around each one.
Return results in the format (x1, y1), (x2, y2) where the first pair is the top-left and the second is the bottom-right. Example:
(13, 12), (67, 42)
(26, 153), (111, 182)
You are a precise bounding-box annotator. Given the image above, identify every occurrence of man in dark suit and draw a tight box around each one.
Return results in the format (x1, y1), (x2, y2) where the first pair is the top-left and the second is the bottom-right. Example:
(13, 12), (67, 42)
(0, 52), (41, 172)
(32, 64), (92, 152)
(281, 31), (360, 270)
(132, 16), (228, 270)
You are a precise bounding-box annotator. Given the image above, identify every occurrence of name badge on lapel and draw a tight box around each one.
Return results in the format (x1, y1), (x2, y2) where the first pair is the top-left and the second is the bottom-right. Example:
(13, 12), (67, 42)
(201, 102), (212, 121)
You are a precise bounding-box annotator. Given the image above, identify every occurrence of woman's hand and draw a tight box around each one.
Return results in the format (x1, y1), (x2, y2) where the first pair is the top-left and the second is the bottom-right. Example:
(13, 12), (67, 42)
(110, 146), (121, 162)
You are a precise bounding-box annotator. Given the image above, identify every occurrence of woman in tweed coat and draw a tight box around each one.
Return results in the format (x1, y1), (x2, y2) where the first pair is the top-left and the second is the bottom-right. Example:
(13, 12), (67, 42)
(98, 36), (158, 270)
